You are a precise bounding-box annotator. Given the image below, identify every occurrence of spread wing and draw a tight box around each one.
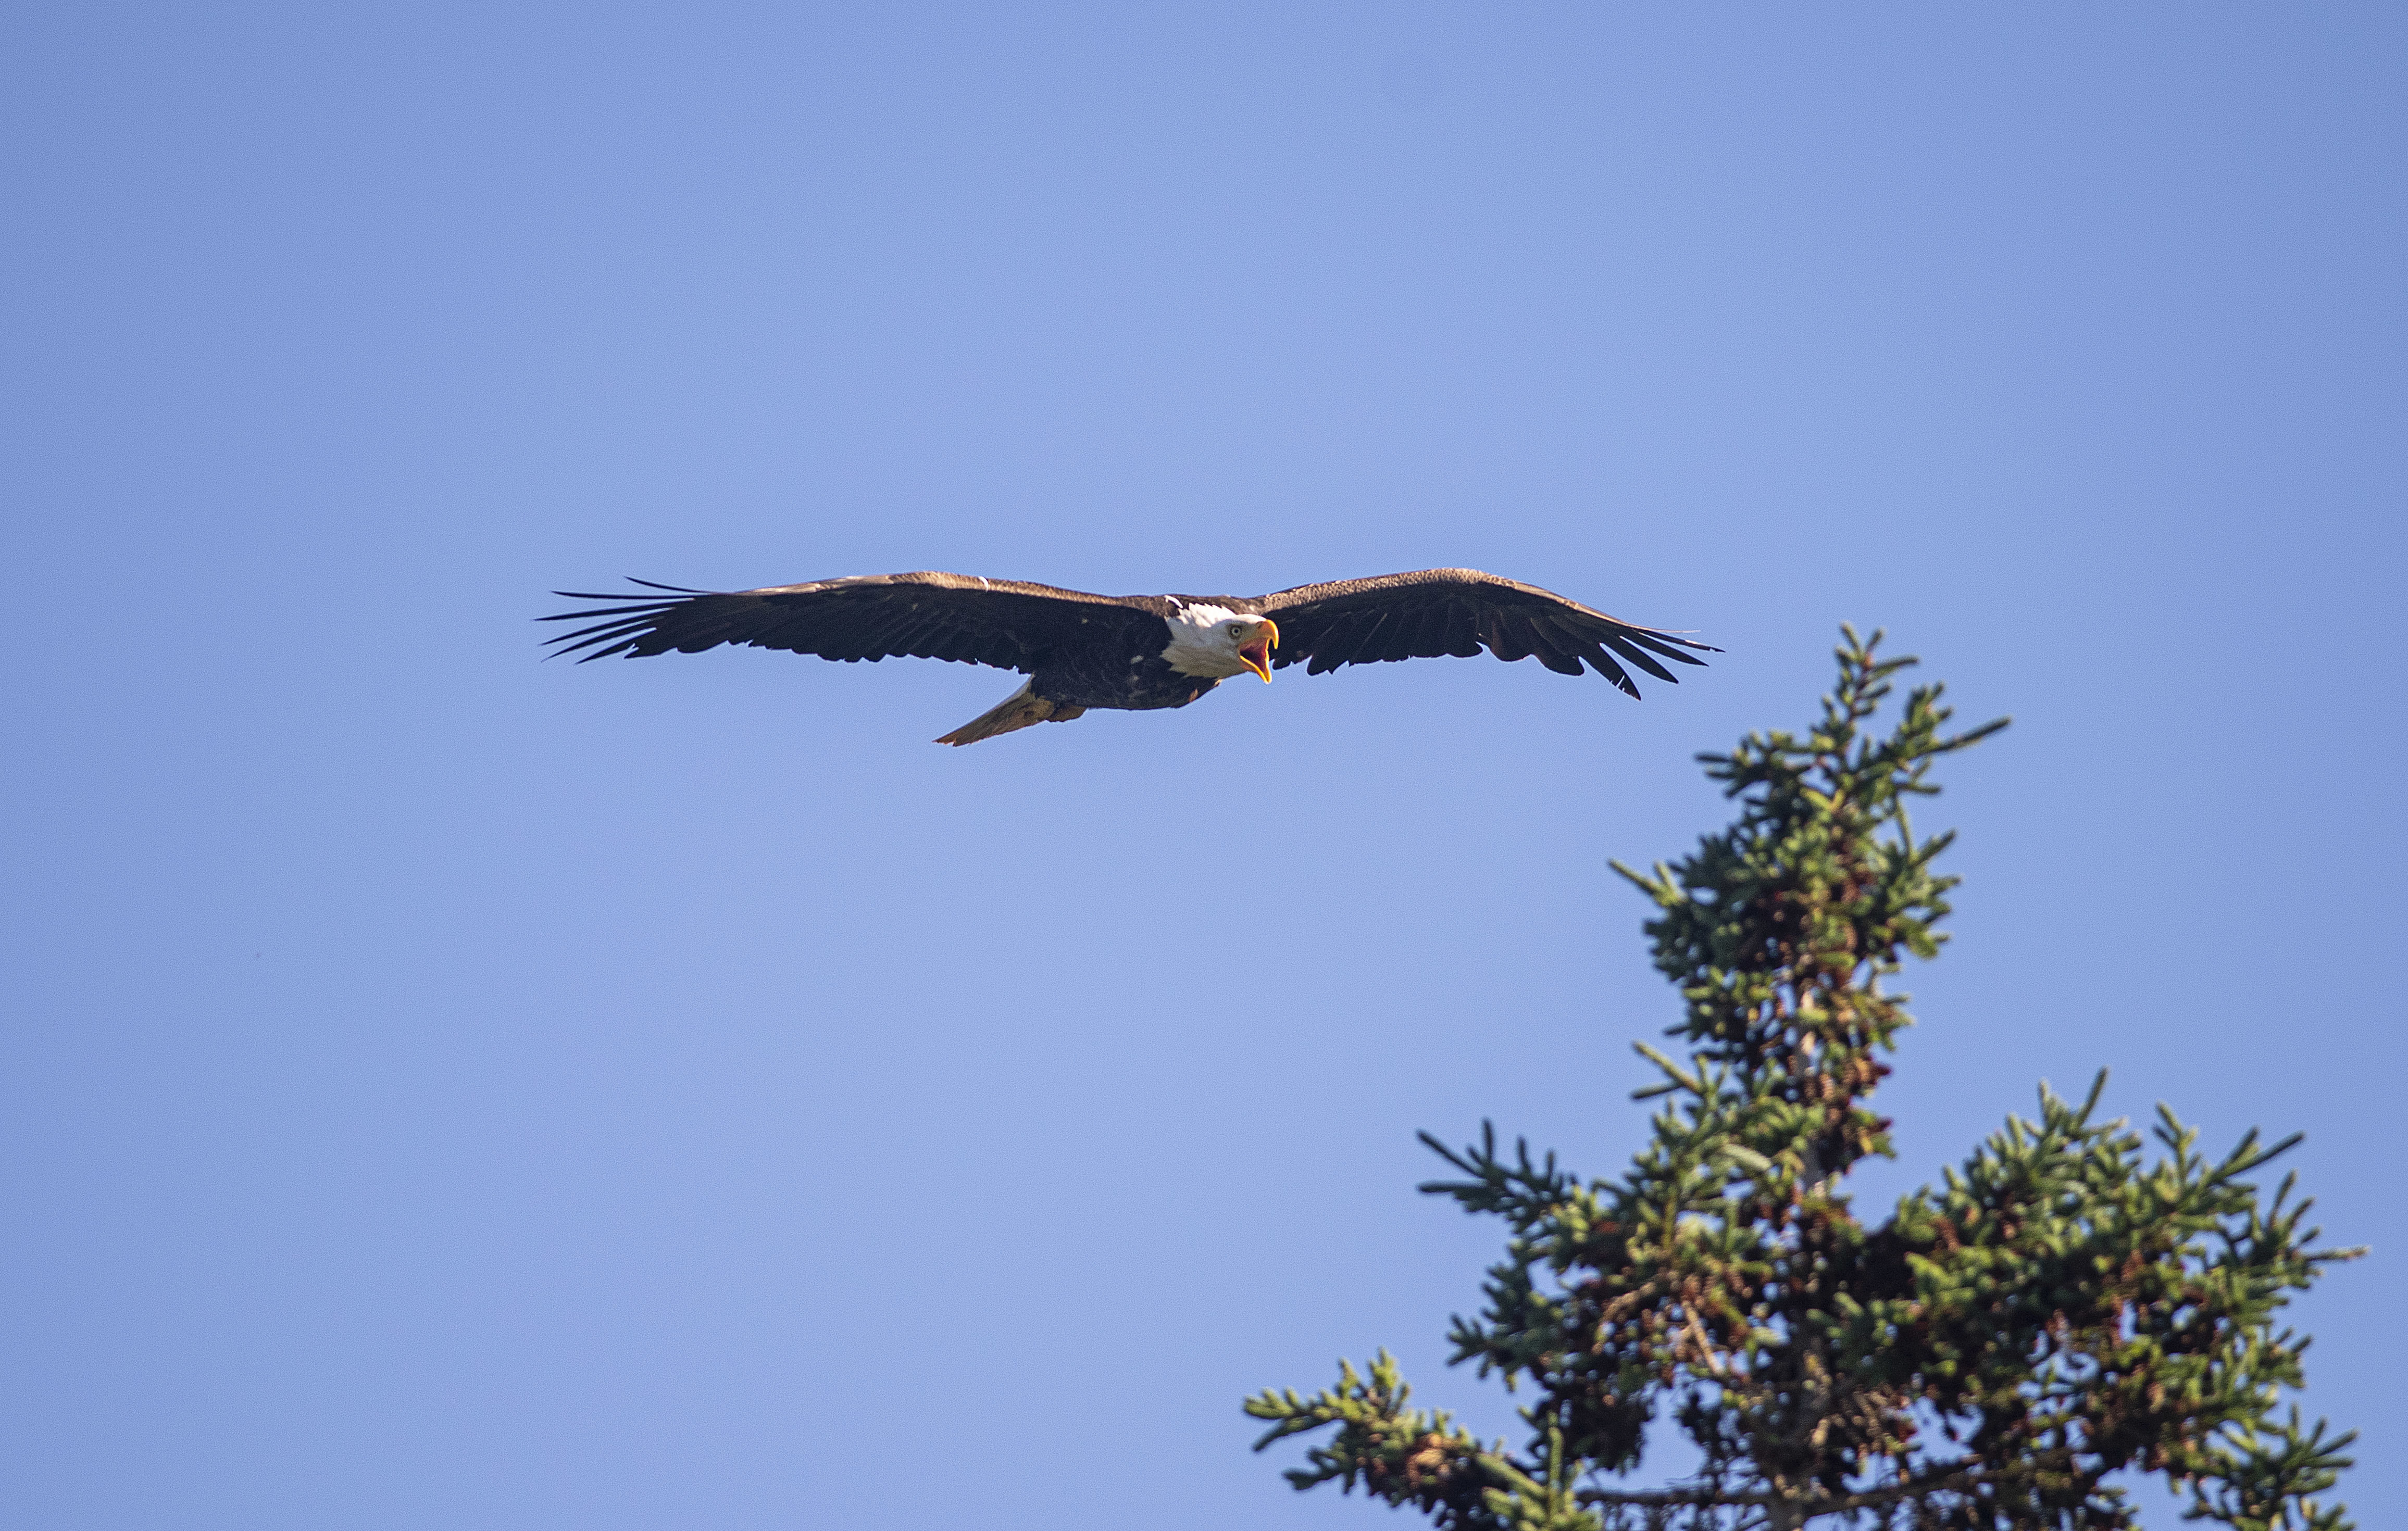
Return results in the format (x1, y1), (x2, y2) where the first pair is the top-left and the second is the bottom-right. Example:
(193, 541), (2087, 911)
(540, 572), (1151, 674)
(1245, 568), (1715, 698)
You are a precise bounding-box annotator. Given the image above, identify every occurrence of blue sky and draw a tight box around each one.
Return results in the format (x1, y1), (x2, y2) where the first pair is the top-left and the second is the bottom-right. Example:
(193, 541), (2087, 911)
(5, 5), (2402, 1527)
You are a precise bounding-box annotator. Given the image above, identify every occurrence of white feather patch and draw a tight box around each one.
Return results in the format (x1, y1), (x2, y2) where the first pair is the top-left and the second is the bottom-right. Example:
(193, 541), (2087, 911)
(1159, 603), (1254, 678)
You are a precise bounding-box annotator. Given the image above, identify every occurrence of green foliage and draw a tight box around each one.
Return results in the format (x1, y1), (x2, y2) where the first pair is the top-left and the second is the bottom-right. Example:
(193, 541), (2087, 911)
(1246, 631), (2360, 1531)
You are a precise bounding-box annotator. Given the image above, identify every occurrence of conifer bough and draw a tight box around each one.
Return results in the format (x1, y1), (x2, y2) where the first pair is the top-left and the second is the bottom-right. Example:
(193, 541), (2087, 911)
(1246, 630), (2360, 1531)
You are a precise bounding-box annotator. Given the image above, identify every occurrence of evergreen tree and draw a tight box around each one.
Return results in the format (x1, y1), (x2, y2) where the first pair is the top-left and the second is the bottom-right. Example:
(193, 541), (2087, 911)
(1246, 631), (2359, 1531)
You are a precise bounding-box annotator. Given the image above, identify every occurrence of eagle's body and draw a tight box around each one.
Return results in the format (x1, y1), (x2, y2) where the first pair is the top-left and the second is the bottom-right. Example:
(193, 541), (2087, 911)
(1017, 597), (1243, 711)
(544, 568), (1714, 744)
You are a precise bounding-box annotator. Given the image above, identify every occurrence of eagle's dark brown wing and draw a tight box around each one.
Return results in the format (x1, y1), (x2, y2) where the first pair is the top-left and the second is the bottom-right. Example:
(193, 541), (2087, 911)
(1242, 568), (1715, 697)
(540, 572), (1153, 674)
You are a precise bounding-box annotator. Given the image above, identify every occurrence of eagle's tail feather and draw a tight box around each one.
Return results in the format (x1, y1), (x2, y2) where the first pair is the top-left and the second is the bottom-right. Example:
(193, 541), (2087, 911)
(934, 681), (1086, 746)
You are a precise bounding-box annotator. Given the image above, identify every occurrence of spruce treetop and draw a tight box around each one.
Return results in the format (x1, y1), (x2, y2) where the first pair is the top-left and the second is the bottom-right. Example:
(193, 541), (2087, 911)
(1247, 630), (2360, 1531)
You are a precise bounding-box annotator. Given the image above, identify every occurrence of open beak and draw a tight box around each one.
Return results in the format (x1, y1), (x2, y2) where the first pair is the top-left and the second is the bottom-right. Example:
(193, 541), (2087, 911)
(1237, 619), (1278, 683)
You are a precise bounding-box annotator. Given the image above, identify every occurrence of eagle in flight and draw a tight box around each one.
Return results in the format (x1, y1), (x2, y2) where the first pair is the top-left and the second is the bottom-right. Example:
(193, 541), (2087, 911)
(543, 568), (1715, 745)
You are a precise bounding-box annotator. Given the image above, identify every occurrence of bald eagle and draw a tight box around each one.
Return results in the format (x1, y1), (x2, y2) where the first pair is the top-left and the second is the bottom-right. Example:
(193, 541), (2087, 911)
(543, 568), (1715, 745)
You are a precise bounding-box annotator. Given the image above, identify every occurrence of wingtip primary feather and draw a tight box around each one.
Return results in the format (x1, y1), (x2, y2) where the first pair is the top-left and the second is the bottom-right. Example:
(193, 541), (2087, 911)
(538, 581), (722, 661)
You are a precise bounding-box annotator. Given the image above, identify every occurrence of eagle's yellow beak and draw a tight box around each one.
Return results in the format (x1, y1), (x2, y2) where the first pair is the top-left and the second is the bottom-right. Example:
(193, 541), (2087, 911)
(1237, 618), (1278, 683)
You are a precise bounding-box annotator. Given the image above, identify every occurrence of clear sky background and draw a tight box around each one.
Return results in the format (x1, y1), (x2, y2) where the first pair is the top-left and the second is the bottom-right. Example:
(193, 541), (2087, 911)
(6, 5), (2402, 1528)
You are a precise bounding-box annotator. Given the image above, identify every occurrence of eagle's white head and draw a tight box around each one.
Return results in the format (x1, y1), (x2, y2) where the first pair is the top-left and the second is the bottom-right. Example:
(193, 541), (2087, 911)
(1160, 603), (1281, 683)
